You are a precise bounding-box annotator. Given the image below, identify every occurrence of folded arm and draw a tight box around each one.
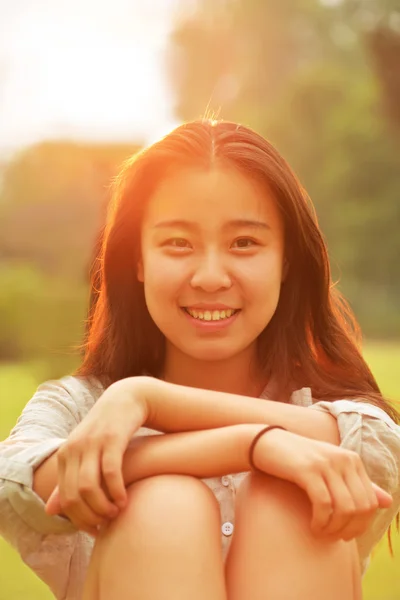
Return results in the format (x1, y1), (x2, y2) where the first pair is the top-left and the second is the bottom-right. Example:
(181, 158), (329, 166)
(38, 423), (263, 506)
(122, 423), (264, 484)
(120, 377), (341, 445)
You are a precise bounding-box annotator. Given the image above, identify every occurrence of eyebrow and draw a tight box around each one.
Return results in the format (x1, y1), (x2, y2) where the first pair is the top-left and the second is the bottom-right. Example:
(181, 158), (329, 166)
(153, 219), (271, 231)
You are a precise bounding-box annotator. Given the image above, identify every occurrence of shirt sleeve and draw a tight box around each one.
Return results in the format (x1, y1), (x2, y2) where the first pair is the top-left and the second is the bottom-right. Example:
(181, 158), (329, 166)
(0, 378), (88, 541)
(309, 399), (400, 572)
(0, 377), (105, 598)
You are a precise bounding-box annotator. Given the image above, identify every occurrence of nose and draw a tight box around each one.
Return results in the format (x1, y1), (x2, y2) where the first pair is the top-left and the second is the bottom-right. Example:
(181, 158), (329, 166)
(190, 251), (232, 292)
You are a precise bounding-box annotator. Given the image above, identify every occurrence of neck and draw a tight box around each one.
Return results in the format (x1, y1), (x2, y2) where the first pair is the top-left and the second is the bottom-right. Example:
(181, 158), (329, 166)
(162, 344), (268, 398)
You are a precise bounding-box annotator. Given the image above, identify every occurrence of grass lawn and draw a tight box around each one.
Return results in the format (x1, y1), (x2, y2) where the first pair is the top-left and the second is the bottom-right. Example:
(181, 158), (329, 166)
(0, 342), (399, 599)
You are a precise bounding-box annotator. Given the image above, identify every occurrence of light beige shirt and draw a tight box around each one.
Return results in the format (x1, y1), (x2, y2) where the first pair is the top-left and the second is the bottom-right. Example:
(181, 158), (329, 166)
(0, 375), (399, 599)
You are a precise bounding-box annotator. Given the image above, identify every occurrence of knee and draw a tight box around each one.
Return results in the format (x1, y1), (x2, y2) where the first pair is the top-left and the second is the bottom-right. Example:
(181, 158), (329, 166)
(108, 474), (220, 538)
(236, 471), (312, 525)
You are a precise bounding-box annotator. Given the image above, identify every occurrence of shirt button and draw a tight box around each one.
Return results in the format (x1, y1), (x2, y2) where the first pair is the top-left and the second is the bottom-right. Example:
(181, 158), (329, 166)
(221, 476), (230, 487)
(222, 522), (234, 536)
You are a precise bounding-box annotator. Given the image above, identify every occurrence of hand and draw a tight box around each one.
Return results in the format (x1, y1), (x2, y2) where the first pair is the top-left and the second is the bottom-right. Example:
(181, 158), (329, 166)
(45, 376), (150, 536)
(253, 428), (393, 541)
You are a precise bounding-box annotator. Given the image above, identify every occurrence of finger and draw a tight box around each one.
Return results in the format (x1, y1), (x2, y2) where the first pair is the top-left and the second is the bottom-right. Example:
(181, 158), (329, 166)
(60, 454), (108, 530)
(62, 512), (100, 538)
(356, 464), (380, 508)
(355, 465), (387, 516)
(46, 486), (105, 538)
(304, 474), (334, 534)
(79, 449), (119, 519)
(371, 482), (393, 509)
(101, 444), (128, 509)
(336, 468), (391, 541)
(331, 468), (375, 540)
(46, 486), (62, 516)
(57, 451), (79, 509)
(322, 470), (355, 537)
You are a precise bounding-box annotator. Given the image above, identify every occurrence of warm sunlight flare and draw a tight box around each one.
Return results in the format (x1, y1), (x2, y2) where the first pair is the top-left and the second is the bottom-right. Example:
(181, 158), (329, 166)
(0, 0), (179, 156)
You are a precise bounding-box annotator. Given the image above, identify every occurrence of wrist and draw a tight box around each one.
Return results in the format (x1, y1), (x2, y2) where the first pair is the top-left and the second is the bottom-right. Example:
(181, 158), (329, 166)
(112, 375), (153, 426)
(248, 425), (290, 473)
(242, 424), (272, 471)
(249, 428), (292, 477)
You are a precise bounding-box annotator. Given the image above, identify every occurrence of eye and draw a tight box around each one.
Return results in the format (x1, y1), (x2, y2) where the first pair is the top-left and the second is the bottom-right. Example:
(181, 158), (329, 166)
(231, 238), (258, 249)
(164, 237), (191, 249)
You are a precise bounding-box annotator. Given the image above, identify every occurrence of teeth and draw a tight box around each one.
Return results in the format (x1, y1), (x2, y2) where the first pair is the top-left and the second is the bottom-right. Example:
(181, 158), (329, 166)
(213, 310), (225, 320)
(185, 308), (237, 321)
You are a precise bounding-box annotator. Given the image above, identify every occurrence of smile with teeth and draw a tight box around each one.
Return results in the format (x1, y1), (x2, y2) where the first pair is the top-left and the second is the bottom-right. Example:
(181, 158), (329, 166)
(183, 308), (239, 321)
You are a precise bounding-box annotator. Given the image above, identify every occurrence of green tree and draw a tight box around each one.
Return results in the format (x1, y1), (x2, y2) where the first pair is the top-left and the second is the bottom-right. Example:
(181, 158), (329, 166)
(0, 141), (140, 278)
(0, 141), (142, 369)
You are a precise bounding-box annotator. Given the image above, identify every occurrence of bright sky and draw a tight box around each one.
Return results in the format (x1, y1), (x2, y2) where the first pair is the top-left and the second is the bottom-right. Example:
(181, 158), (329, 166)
(0, 0), (183, 157)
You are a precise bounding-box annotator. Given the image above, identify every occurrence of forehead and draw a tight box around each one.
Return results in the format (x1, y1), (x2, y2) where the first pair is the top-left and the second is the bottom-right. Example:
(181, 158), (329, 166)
(142, 166), (282, 229)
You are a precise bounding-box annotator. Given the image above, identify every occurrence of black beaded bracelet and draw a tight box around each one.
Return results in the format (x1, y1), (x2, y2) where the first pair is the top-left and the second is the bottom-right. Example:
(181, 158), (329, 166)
(248, 425), (288, 472)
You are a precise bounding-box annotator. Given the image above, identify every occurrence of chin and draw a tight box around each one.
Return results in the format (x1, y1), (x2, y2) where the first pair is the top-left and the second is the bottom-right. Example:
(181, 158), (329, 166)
(177, 342), (247, 363)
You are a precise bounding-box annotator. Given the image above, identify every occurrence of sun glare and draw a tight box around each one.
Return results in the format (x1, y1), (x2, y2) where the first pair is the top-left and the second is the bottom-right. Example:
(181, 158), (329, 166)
(0, 0), (179, 154)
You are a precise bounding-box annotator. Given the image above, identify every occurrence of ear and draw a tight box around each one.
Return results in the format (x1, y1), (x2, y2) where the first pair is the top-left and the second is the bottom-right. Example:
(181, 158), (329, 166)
(137, 258), (144, 283)
(282, 259), (289, 283)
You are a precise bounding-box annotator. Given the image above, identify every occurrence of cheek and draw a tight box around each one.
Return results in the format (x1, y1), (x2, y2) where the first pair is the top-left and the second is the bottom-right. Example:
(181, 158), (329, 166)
(237, 252), (284, 297)
(143, 254), (188, 298)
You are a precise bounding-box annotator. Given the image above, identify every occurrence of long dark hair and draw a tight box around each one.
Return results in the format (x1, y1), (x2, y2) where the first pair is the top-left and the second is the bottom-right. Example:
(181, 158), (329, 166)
(75, 119), (399, 547)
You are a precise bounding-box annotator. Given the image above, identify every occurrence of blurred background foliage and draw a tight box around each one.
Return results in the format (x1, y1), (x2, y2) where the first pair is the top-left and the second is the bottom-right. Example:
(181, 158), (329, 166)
(0, 142), (140, 379)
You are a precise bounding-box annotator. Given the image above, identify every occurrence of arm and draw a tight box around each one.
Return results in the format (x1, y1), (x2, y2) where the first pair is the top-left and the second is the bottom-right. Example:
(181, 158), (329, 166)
(122, 424), (263, 484)
(35, 376), (339, 509)
(36, 423), (264, 504)
(118, 377), (341, 445)
(44, 413), (395, 551)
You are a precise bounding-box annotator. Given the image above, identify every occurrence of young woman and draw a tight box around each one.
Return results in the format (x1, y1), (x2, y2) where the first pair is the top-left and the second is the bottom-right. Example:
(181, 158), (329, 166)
(0, 120), (399, 600)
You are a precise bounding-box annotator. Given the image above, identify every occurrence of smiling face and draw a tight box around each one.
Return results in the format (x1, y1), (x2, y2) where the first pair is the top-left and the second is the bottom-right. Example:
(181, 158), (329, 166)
(138, 166), (286, 364)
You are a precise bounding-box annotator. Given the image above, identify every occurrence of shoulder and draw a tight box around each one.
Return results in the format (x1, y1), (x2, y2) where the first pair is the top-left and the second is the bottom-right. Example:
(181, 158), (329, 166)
(290, 387), (398, 428)
(308, 396), (398, 430)
(21, 374), (106, 425)
(56, 374), (106, 406)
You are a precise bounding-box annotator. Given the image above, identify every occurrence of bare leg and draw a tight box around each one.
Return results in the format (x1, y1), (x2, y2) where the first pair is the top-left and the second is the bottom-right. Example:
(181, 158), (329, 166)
(225, 473), (363, 600)
(82, 474), (227, 600)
